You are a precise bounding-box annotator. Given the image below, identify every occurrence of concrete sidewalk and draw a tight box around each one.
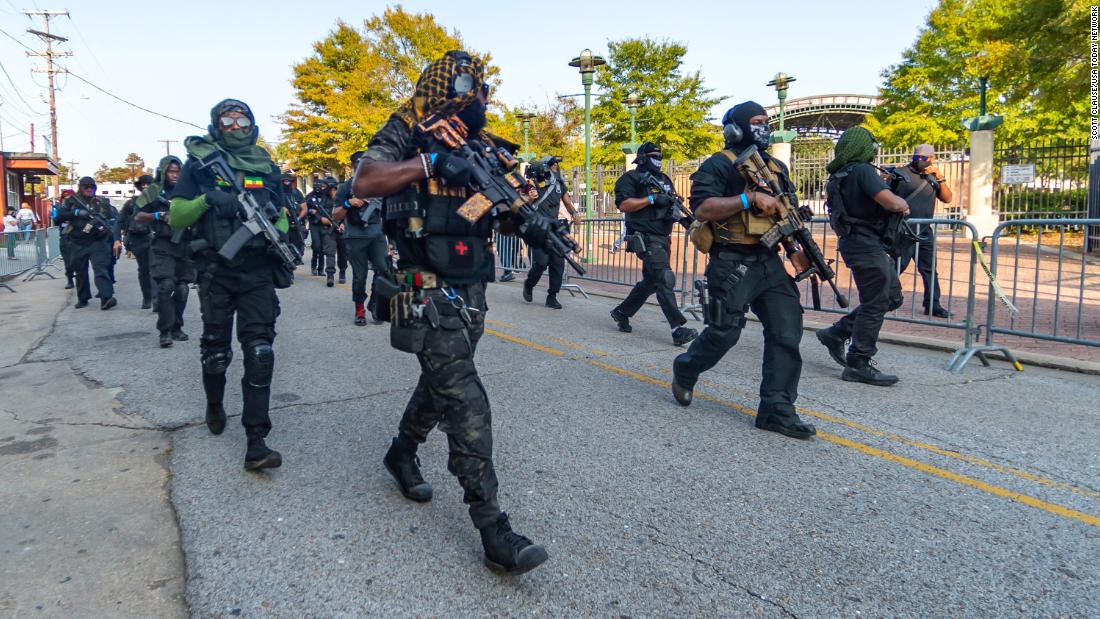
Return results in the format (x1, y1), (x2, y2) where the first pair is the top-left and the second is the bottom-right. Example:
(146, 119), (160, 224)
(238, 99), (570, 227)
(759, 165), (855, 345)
(0, 274), (186, 617)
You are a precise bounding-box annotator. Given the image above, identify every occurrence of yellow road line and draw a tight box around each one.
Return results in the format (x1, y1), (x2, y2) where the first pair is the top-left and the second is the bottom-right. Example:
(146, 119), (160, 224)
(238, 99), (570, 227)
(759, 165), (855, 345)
(638, 362), (1100, 502)
(485, 326), (1100, 529)
(547, 336), (610, 357)
(484, 328), (566, 357)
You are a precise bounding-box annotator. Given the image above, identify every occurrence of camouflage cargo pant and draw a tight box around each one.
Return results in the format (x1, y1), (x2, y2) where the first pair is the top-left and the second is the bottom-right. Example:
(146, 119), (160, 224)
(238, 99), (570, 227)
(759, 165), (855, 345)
(396, 282), (500, 528)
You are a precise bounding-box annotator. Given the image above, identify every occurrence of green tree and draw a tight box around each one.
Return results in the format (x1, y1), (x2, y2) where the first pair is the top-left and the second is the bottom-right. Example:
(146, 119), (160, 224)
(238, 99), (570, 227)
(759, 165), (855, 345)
(93, 163), (132, 183)
(873, 0), (1089, 147)
(589, 38), (722, 167)
(487, 98), (584, 169)
(281, 7), (497, 175)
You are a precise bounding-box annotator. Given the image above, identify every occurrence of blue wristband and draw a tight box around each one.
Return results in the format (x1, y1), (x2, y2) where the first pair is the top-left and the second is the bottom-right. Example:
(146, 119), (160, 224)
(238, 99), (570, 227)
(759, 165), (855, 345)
(740, 193), (749, 210)
(429, 153), (438, 165)
(648, 195), (654, 205)
(153, 212), (160, 221)
(344, 200), (351, 208)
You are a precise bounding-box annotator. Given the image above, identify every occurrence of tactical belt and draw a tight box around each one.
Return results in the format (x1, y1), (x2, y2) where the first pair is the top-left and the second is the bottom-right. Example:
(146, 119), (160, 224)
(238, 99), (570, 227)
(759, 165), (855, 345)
(396, 269), (446, 289)
(710, 243), (773, 262)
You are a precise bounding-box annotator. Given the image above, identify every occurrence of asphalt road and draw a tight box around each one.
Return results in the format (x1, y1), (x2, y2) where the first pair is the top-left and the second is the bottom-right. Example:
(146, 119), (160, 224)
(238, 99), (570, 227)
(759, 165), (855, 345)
(20, 257), (1100, 617)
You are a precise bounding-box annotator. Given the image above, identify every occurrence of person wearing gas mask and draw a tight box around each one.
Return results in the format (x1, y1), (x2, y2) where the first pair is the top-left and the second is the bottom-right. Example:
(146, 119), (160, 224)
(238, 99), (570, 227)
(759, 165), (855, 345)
(352, 50), (552, 575)
(891, 144), (953, 318)
(55, 176), (120, 310)
(119, 175), (156, 309)
(815, 127), (910, 386)
(133, 156), (193, 348)
(333, 150), (390, 325)
(522, 155), (580, 309)
(280, 172), (307, 259)
(670, 102), (816, 439)
(168, 99), (290, 471)
(608, 142), (697, 346)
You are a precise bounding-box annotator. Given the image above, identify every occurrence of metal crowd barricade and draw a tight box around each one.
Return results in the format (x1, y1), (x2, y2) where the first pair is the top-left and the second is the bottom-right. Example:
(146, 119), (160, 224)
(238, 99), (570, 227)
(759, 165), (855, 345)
(492, 230), (587, 298)
(23, 227), (60, 282)
(953, 218), (1100, 371)
(2, 228), (56, 291)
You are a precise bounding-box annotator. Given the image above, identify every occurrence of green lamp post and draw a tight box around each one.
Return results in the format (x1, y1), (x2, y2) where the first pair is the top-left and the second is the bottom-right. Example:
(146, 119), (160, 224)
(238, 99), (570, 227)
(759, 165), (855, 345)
(621, 91), (642, 155)
(961, 75), (1004, 131)
(516, 111), (537, 163)
(569, 48), (606, 261)
(766, 72), (798, 144)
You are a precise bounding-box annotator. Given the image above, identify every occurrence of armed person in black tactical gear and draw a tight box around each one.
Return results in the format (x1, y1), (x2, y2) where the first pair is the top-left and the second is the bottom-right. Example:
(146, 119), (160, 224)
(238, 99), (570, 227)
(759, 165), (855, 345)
(51, 193), (77, 289)
(892, 143), (954, 318)
(280, 172), (307, 259)
(169, 99), (294, 471)
(308, 177), (343, 287)
(608, 142), (697, 346)
(133, 156), (193, 348)
(522, 156), (580, 309)
(333, 150), (390, 325)
(815, 127), (911, 386)
(119, 174), (156, 309)
(55, 177), (121, 310)
(670, 102), (816, 439)
(353, 50), (558, 575)
(303, 179), (328, 277)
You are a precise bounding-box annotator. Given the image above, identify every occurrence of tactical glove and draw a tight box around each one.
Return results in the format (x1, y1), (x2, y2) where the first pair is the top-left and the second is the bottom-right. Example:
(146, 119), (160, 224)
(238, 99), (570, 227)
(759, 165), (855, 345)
(433, 152), (472, 188)
(519, 213), (553, 249)
(651, 193), (676, 208)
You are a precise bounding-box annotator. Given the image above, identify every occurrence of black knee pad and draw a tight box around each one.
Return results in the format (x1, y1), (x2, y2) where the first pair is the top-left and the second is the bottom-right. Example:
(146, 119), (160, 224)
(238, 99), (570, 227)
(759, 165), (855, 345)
(175, 282), (190, 297)
(662, 269), (676, 291)
(157, 278), (175, 294)
(201, 348), (232, 375)
(243, 340), (274, 388)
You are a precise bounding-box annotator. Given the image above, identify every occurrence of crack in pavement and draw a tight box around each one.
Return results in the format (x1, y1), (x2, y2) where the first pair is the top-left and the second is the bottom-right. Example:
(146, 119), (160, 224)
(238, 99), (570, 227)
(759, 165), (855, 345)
(4, 409), (158, 432)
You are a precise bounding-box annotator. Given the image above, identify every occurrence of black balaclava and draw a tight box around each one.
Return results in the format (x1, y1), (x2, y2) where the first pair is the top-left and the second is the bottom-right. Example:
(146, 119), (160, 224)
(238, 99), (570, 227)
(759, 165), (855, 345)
(633, 141), (662, 173)
(722, 101), (769, 150)
(457, 97), (487, 136)
(78, 176), (96, 197)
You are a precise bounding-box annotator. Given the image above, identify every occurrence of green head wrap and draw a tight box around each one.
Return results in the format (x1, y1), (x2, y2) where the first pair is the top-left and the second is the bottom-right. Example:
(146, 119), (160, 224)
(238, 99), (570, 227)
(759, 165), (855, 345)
(183, 99), (274, 175)
(827, 127), (878, 174)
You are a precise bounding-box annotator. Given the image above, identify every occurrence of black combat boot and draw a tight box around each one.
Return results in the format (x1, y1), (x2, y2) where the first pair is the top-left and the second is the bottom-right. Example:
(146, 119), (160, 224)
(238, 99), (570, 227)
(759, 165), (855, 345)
(205, 402), (226, 435)
(522, 281), (533, 303)
(141, 298), (152, 310)
(842, 356), (899, 386)
(326, 274), (335, 287)
(499, 271), (515, 282)
(383, 436), (432, 502)
(545, 294), (562, 310)
(924, 304), (952, 319)
(815, 327), (848, 367)
(755, 413), (817, 439)
(64, 278), (74, 289)
(671, 378), (693, 407)
(74, 299), (89, 309)
(338, 271), (346, 284)
(100, 297), (117, 310)
(672, 325), (698, 346)
(610, 308), (632, 333)
(159, 331), (173, 348)
(244, 435), (282, 471)
(171, 329), (189, 342)
(479, 512), (548, 575)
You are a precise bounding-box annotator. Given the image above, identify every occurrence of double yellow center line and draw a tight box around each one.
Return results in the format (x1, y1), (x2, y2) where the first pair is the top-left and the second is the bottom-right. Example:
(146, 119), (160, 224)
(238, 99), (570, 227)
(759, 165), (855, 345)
(481, 319), (1100, 529)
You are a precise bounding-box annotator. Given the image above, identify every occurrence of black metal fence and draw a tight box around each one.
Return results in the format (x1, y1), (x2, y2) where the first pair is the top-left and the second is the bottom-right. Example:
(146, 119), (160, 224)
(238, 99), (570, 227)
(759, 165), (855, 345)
(994, 140), (1090, 222)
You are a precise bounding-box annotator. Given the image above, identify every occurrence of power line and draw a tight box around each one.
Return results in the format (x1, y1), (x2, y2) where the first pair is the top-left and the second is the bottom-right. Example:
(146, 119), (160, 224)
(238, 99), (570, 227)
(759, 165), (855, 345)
(58, 66), (203, 130)
(0, 58), (47, 116)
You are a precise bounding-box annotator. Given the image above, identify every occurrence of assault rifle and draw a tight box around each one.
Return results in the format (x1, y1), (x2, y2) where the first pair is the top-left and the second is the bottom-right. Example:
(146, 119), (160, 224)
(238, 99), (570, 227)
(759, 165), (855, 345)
(416, 114), (585, 276)
(194, 150), (301, 267)
(733, 145), (848, 309)
(636, 169), (693, 228)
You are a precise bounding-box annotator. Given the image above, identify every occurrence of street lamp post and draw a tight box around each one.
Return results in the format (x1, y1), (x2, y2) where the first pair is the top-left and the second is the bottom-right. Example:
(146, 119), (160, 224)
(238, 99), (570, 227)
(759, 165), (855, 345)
(621, 91), (642, 157)
(516, 111), (536, 163)
(766, 72), (798, 168)
(569, 48), (606, 262)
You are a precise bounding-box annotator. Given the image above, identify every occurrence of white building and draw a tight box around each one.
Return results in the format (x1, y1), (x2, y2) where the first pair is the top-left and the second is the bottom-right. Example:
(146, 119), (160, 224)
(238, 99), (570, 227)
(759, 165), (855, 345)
(49, 182), (142, 205)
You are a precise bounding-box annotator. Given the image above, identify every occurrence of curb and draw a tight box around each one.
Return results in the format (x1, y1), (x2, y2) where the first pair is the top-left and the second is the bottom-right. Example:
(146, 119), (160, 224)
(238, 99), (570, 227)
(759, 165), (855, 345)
(493, 280), (1100, 376)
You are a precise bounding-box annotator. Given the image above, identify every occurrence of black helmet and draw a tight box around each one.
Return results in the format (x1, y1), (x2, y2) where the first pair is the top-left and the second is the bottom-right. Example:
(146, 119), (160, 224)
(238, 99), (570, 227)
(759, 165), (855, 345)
(77, 176), (96, 189)
(136, 174), (154, 188)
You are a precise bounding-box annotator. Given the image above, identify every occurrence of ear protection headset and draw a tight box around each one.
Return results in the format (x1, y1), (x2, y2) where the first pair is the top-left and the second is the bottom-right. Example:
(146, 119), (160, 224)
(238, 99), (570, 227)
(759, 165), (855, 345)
(446, 51), (476, 97)
(721, 108), (743, 145)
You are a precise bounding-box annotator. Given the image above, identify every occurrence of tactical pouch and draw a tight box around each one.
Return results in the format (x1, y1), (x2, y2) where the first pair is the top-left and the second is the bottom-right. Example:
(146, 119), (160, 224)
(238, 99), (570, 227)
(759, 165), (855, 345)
(688, 220), (714, 253)
(372, 276), (399, 323)
(424, 235), (484, 279)
(272, 262), (294, 289)
(626, 233), (647, 258)
(389, 291), (432, 354)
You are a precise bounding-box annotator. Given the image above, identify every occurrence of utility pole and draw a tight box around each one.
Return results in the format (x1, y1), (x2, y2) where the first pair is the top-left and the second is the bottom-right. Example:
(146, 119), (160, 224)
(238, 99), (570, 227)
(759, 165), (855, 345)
(24, 9), (71, 197)
(158, 139), (177, 156)
(66, 159), (78, 184)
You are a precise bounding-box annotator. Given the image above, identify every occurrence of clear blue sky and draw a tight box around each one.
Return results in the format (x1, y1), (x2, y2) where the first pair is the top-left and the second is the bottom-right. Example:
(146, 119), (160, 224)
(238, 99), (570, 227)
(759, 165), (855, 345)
(0, 0), (937, 176)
